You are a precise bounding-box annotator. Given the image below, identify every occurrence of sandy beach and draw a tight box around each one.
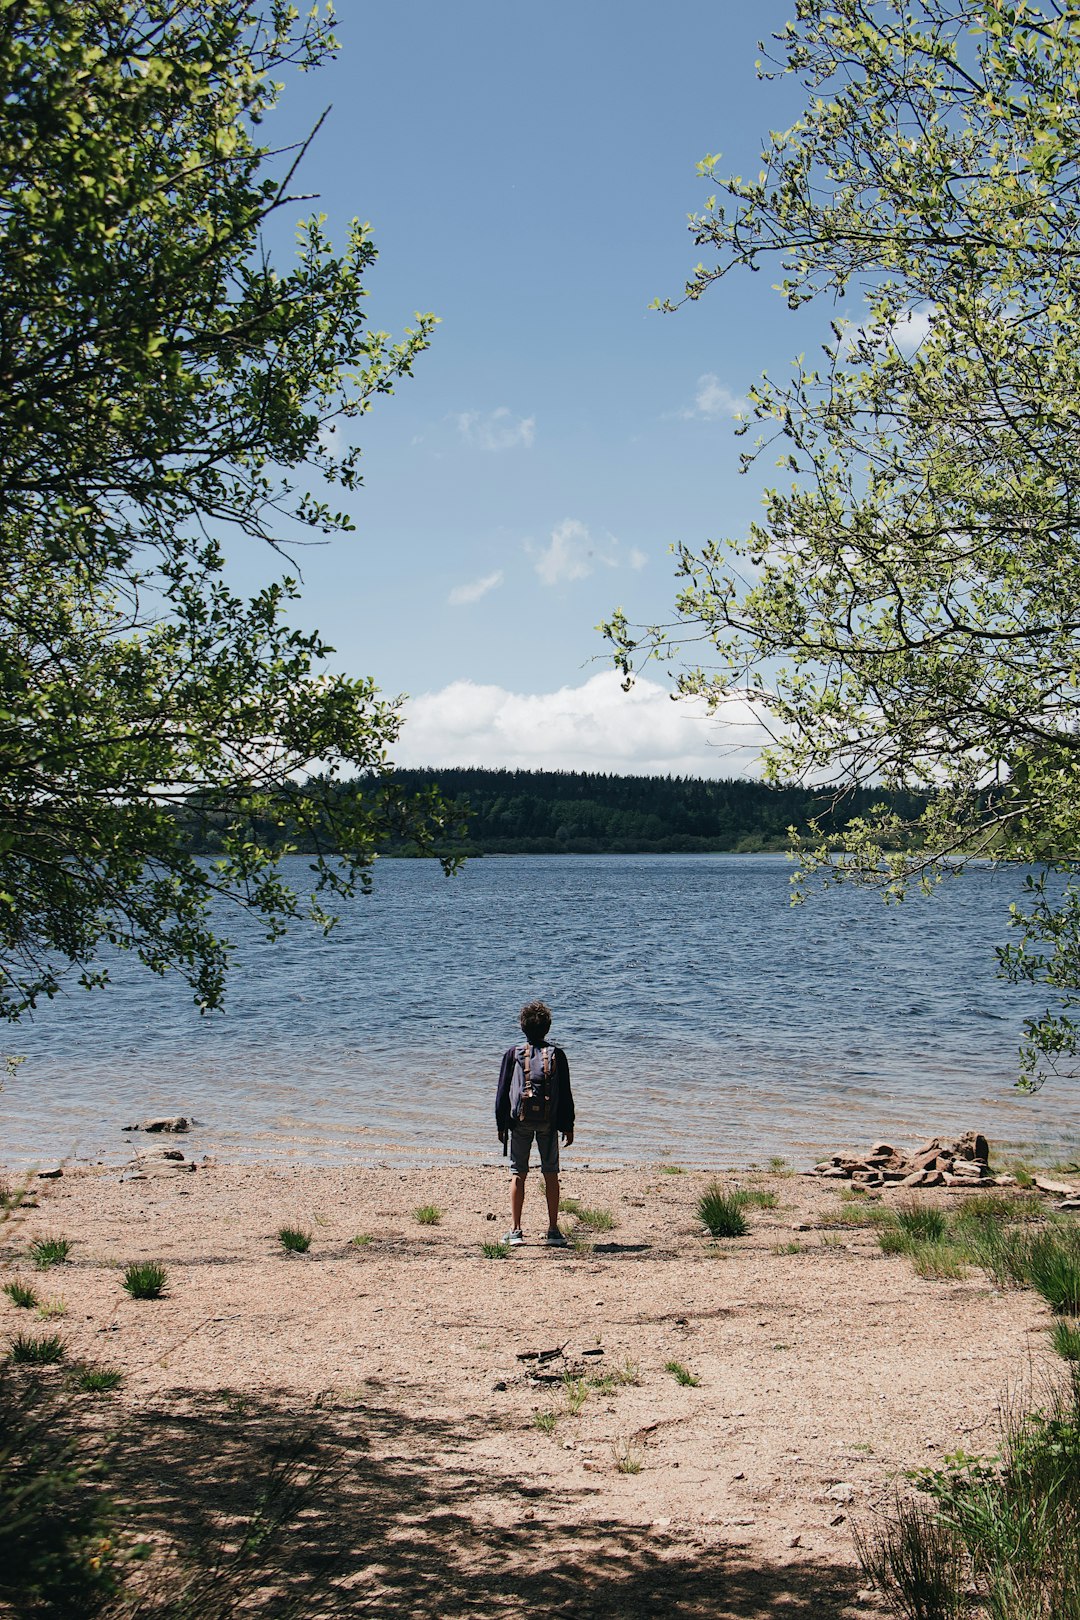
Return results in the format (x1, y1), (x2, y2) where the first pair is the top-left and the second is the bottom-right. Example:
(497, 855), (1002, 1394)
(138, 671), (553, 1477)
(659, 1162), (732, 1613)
(0, 1159), (1060, 1617)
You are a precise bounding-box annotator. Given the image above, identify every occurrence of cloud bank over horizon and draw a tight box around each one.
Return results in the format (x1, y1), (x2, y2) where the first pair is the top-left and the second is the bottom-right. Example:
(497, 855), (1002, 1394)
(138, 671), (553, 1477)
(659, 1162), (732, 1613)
(396, 671), (770, 777)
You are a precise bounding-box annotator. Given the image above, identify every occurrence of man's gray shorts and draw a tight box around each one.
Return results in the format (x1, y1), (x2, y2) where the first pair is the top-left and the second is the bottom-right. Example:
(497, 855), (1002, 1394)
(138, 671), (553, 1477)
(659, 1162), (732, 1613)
(509, 1125), (559, 1178)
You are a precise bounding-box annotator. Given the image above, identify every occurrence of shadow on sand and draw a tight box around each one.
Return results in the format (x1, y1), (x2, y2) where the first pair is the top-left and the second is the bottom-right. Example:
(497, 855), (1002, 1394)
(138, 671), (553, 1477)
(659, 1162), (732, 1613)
(109, 1386), (874, 1618)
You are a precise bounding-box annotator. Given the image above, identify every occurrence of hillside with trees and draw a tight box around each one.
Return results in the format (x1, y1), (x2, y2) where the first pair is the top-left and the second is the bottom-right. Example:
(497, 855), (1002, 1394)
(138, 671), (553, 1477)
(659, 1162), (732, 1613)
(268, 768), (927, 857)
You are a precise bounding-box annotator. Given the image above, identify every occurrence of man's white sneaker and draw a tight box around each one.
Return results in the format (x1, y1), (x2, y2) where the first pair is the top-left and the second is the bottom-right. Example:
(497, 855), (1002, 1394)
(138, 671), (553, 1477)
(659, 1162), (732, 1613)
(504, 1228), (524, 1246)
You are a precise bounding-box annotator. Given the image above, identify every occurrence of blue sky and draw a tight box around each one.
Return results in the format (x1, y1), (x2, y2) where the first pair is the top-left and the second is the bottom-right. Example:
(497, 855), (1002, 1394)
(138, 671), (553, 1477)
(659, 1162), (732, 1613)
(253, 1), (813, 775)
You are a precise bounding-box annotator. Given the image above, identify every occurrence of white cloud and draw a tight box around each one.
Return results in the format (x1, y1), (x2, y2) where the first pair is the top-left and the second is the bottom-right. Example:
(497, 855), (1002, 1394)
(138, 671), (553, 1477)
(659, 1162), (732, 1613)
(456, 407), (536, 451)
(887, 309), (933, 354)
(447, 569), (504, 607)
(530, 518), (605, 586)
(528, 520), (644, 587)
(396, 671), (772, 776)
(681, 373), (748, 420)
(845, 307), (934, 357)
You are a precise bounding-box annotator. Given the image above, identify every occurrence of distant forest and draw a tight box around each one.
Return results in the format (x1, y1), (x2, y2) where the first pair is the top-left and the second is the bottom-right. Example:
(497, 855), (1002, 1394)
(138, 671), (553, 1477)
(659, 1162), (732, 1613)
(335, 768), (928, 856)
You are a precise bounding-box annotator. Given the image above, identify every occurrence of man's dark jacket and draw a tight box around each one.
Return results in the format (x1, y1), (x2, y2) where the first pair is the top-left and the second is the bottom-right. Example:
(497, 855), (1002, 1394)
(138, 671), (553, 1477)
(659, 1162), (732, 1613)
(495, 1042), (575, 1136)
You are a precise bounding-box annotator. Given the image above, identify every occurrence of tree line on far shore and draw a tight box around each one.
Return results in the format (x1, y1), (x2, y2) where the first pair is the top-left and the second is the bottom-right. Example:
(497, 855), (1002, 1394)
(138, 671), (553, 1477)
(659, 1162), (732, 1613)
(181, 768), (929, 857)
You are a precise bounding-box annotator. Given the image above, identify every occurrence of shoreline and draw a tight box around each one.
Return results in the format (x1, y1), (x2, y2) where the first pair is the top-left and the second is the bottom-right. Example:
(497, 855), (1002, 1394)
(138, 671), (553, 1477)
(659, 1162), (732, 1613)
(1, 1159), (1066, 1616)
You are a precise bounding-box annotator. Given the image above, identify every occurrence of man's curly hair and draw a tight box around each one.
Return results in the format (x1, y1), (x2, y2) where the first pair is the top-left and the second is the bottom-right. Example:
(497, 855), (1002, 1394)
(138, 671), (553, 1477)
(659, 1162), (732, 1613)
(519, 999), (552, 1041)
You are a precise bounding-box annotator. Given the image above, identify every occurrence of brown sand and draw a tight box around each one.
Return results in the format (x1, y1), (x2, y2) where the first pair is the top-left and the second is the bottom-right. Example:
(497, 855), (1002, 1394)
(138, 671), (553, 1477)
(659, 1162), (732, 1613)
(1, 1161), (1058, 1617)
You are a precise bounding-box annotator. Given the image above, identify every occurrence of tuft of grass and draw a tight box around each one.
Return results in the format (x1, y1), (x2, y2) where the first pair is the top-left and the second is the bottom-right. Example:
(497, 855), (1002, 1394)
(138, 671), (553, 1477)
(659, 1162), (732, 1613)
(854, 1491), (968, 1620)
(863, 1376), (1080, 1618)
(575, 1206), (616, 1232)
(35, 1298), (67, 1319)
(1024, 1230), (1080, 1315)
(481, 1240), (510, 1259)
(413, 1204), (442, 1226)
(28, 1235), (70, 1270)
(3, 1280), (38, 1309)
(588, 1373), (618, 1396)
(896, 1200), (948, 1244)
(879, 1227), (914, 1257)
(568, 1231), (594, 1255)
(820, 1231), (847, 1248)
(612, 1436), (643, 1474)
(664, 1359), (700, 1387)
(122, 1260), (168, 1299)
(836, 1201), (897, 1228)
(1007, 1159), (1036, 1190)
(767, 1155), (791, 1173)
(558, 1196), (582, 1214)
(613, 1356), (641, 1386)
(10, 1331), (66, 1364)
(278, 1225), (311, 1254)
(563, 1375), (590, 1414)
(697, 1183), (748, 1239)
(1052, 1319), (1080, 1362)
(350, 1232), (373, 1247)
(659, 1164), (685, 1176)
(76, 1366), (124, 1393)
(735, 1187), (778, 1210)
(909, 1242), (970, 1281)
(534, 1408), (559, 1433)
(774, 1240), (806, 1255)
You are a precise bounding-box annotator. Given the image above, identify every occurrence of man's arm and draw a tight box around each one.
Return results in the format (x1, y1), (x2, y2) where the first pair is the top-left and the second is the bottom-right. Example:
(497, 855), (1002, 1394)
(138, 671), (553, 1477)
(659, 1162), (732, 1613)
(495, 1047), (514, 1141)
(557, 1047), (574, 1145)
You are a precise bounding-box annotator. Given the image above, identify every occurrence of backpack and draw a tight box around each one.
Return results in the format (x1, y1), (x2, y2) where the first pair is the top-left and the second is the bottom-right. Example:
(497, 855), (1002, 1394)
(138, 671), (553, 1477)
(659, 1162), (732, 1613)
(510, 1042), (555, 1128)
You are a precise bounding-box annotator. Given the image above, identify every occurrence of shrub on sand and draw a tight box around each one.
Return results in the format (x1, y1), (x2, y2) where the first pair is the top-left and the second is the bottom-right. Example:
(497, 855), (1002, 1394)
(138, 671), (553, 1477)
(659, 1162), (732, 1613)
(697, 1184), (748, 1239)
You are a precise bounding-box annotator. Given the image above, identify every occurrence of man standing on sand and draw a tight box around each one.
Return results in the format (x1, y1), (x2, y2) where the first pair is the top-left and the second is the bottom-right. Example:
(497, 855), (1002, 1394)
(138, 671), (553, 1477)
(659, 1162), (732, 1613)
(495, 999), (575, 1247)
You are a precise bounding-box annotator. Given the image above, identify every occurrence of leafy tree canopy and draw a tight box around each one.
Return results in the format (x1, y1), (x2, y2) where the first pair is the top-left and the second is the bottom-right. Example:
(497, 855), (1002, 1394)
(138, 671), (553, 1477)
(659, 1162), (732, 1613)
(604, 0), (1080, 1086)
(0, 1), (454, 1017)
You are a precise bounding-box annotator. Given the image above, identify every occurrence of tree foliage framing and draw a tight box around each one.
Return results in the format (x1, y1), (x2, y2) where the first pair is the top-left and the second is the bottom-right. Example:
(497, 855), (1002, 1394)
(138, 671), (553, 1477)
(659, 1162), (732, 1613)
(0, 1), (455, 1017)
(604, 0), (1080, 1086)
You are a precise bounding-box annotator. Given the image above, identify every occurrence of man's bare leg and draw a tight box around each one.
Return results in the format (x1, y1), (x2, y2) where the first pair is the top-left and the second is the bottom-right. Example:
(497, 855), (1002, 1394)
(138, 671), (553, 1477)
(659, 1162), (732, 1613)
(510, 1174), (525, 1231)
(543, 1172), (560, 1231)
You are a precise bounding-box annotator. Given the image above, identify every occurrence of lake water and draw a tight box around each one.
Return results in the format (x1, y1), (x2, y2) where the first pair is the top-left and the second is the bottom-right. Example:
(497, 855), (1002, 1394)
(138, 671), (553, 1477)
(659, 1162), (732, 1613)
(2, 854), (1079, 1170)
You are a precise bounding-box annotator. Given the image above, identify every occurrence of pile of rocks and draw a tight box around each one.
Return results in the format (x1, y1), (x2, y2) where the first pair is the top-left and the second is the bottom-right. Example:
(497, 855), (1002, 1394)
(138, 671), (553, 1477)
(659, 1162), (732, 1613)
(810, 1131), (1008, 1190)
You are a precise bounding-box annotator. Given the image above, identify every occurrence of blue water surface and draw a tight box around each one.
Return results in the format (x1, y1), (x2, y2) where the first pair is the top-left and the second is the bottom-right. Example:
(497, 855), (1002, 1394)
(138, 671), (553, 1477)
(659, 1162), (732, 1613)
(3, 854), (1078, 1168)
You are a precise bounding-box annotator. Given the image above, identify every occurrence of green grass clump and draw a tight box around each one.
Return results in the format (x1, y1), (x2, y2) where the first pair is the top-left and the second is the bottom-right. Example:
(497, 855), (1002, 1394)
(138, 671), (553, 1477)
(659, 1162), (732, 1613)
(697, 1183), (748, 1239)
(659, 1164), (685, 1176)
(612, 1437), (643, 1474)
(3, 1281), (38, 1309)
(35, 1298), (67, 1319)
(562, 1375), (589, 1414)
(896, 1200), (948, 1244)
(1052, 1320), (1080, 1362)
(767, 1155), (790, 1173)
(481, 1240), (510, 1259)
(879, 1227), (913, 1257)
(909, 1242), (970, 1281)
(774, 1240), (806, 1255)
(574, 1206), (616, 1232)
(121, 1261), (168, 1299)
(734, 1188), (778, 1210)
(861, 1375), (1080, 1618)
(10, 1331), (65, 1364)
(278, 1225), (311, 1254)
(664, 1359), (700, 1387)
(558, 1196), (582, 1214)
(533, 1408), (558, 1433)
(351, 1232), (373, 1247)
(613, 1356), (641, 1386)
(76, 1366), (124, 1393)
(1024, 1229), (1080, 1315)
(835, 1200), (897, 1228)
(28, 1236), (70, 1270)
(413, 1204), (442, 1226)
